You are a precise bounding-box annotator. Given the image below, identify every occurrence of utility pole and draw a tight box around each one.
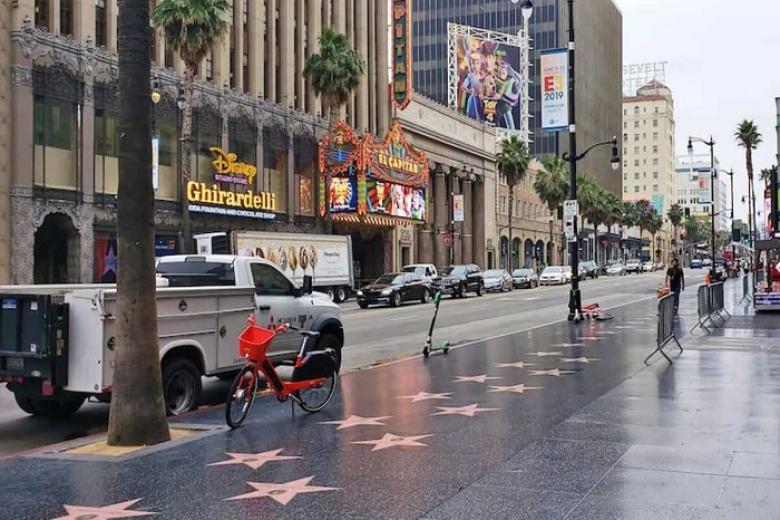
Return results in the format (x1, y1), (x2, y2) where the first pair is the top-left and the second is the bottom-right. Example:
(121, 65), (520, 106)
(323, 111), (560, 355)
(566, 0), (580, 321)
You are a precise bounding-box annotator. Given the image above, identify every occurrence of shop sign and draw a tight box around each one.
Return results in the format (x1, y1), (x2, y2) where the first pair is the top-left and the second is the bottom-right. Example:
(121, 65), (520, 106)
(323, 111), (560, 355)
(367, 121), (429, 186)
(391, 0), (412, 110)
(186, 181), (276, 220)
(209, 147), (257, 185)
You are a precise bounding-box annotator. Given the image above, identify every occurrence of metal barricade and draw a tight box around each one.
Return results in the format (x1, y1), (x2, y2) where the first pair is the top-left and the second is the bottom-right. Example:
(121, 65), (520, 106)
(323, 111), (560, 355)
(689, 282), (731, 334)
(709, 282), (731, 322)
(645, 294), (683, 364)
(689, 285), (713, 333)
(739, 273), (752, 304)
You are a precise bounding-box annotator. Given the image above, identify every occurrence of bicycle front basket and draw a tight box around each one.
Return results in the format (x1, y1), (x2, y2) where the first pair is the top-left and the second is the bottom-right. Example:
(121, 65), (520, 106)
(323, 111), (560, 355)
(238, 324), (276, 360)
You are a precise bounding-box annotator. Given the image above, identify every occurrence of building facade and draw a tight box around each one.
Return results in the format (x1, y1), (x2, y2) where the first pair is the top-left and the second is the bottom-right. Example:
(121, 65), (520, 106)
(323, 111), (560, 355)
(0, 3), (10, 284)
(411, 0), (623, 194)
(622, 80), (676, 261)
(675, 154), (729, 232)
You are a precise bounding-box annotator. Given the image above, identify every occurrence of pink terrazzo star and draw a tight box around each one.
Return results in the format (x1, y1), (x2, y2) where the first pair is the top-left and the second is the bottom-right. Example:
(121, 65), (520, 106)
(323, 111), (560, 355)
(432, 404), (499, 417)
(208, 449), (300, 470)
(578, 336), (602, 341)
(528, 368), (577, 377)
(51, 499), (155, 520)
(350, 433), (433, 451)
(454, 374), (502, 383)
(225, 476), (338, 505)
(398, 391), (452, 402)
(495, 361), (537, 368)
(553, 343), (586, 347)
(488, 384), (543, 394)
(561, 357), (600, 364)
(526, 351), (563, 357)
(319, 414), (393, 429)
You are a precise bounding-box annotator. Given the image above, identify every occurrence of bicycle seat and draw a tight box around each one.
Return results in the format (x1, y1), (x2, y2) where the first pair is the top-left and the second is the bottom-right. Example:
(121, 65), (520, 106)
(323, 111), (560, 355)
(298, 330), (320, 338)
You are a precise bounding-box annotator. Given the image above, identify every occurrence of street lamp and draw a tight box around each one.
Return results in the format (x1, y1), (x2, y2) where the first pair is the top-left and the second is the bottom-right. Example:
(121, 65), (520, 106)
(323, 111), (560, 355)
(688, 135), (717, 280)
(511, 0), (535, 19)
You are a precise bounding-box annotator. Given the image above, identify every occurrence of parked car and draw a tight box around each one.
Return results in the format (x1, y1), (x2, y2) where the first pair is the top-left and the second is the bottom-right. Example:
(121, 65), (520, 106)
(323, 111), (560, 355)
(482, 269), (513, 292)
(402, 263), (438, 286)
(434, 264), (483, 298)
(642, 261), (655, 272)
(625, 259), (643, 274)
(357, 272), (430, 308)
(606, 260), (626, 276)
(702, 258), (713, 267)
(580, 261), (600, 279)
(539, 266), (568, 286)
(512, 268), (539, 289)
(690, 259), (703, 269)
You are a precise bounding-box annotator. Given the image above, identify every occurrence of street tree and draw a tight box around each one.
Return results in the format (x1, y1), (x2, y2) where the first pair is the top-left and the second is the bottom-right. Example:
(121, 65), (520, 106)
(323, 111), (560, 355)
(534, 155), (569, 263)
(735, 120), (762, 246)
(107, 0), (170, 446)
(497, 136), (530, 270)
(576, 176), (605, 265)
(667, 203), (684, 258)
(635, 199), (652, 255)
(304, 29), (365, 126)
(760, 166), (776, 192)
(619, 201), (640, 260)
(603, 192), (623, 262)
(646, 210), (664, 262)
(153, 0), (230, 253)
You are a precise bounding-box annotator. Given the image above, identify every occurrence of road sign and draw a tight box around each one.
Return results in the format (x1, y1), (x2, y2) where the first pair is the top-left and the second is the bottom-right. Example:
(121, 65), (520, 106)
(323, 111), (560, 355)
(564, 200), (578, 219)
(565, 219), (576, 243)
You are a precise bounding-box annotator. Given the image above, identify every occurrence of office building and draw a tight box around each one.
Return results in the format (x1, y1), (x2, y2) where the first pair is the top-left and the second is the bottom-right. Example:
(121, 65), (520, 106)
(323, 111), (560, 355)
(675, 154), (729, 232)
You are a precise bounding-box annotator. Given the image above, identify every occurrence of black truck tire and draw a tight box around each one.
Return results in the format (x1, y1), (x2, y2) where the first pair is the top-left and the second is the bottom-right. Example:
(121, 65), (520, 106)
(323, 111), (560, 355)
(162, 358), (203, 416)
(316, 332), (343, 372)
(16, 394), (85, 418)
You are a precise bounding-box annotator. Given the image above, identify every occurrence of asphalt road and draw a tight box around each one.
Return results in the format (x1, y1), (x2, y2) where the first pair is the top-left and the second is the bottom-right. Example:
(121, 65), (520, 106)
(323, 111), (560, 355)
(0, 270), (704, 456)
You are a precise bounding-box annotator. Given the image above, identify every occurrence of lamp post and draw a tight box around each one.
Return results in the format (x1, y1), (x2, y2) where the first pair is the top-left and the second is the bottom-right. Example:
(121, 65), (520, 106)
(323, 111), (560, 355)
(511, 0), (534, 145)
(150, 79), (161, 194)
(688, 136), (716, 280)
(716, 168), (736, 269)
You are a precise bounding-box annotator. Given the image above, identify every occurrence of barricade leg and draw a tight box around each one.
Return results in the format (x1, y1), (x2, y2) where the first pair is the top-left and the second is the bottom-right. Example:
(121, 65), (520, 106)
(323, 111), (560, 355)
(644, 341), (673, 365)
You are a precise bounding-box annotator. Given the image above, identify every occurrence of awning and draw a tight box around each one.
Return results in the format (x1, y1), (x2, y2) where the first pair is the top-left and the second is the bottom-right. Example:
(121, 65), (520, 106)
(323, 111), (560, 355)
(331, 213), (424, 227)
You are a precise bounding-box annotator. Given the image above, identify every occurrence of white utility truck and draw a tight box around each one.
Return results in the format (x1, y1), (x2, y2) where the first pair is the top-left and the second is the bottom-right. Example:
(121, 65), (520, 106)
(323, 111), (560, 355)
(0, 255), (343, 417)
(195, 231), (354, 302)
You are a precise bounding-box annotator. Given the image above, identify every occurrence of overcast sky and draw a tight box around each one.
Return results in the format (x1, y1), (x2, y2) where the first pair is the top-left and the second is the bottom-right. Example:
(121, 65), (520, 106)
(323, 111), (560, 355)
(613, 0), (779, 220)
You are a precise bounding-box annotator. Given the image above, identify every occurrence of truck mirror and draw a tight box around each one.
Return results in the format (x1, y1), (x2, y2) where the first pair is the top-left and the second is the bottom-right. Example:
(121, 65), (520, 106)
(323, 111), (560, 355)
(302, 275), (313, 295)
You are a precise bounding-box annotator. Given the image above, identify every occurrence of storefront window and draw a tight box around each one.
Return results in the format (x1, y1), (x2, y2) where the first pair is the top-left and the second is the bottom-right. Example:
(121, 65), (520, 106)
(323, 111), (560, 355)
(195, 110), (221, 183)
(34, 95), (78, 190)
(262, 126), (289, 214)
(156, 123), (178, 200)
(294, 135), (315, 216)
(94, 108), (119, 194)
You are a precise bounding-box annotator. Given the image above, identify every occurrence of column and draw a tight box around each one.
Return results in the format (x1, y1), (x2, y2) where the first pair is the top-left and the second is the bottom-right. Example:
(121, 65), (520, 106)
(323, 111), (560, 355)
(266, 0), (277, 101)
(433, 164), (447, 268)
(287, 131), (295, 223)
(106, 0), (117, 52)
(355, 0), (369, 132)
(232, 0), (244, 91)
(74, 0), (95, 45)
(49, 0), (61, 35)
(305, 0), (321, 116)
(0, 5), (12, 283)
(452, 173), (462, 265)
(461, 177), (473, 264)
(278, 0), (294, 107)
(417, 163), (435, 264)
(294, 0), (305, 111)
(247, 0), (263, 97)
(367, 0), (377, 133)
(332, 0), (346, 120)
(213, 30), (230, 88)
(472, 179), (486, 268)
(376, 0), (390, 134)
(321, 0), (331, 27)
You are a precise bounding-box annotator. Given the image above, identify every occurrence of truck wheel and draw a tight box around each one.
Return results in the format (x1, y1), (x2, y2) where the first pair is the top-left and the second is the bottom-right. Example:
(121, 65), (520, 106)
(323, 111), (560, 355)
(16, 395), (85, 418)
(162, 358), (202, 416)
(14, 394), (39, 415)
(336, 286), (348, 303)
(316, 333), (342, 372)
(326, 288), (336, 301)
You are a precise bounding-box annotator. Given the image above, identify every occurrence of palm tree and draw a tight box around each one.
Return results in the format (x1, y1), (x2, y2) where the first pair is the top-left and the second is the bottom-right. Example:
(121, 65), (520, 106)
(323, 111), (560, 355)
(576, 176), (603, 264)
(497, 136), (530, 270)
(603, 193), (623, 262)
(735, 120), (762, 248)
(304, 29), (365, 125)
(534, 155), (569, 264)
(153, 0), (230, 253)
(107, 0), (170, 446)
(667, 203), (684, 258)
(620, 201), (640, 260)
(760, 166), (776, 194)
(646, 211), (664, 262)
(635, 199), (652, 256)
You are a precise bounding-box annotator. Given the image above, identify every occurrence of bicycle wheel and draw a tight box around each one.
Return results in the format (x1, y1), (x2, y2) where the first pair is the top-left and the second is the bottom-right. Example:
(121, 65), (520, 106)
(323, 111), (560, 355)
(225, 364), (258, 429)
(295, 360), (338, 413)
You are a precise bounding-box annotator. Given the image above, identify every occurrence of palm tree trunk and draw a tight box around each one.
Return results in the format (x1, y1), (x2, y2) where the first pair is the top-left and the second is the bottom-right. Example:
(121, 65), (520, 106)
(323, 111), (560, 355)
(180, 64), (195, 253)
(107, 0), (170, 446)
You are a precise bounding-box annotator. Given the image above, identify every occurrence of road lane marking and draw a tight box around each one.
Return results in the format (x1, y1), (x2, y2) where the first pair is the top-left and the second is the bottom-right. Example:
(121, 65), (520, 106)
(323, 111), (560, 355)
(389, 315), (417, 321)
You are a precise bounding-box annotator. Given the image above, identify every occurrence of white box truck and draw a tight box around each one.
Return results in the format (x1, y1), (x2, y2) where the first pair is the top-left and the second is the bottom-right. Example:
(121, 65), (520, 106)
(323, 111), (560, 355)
(195, 231), (355, 302)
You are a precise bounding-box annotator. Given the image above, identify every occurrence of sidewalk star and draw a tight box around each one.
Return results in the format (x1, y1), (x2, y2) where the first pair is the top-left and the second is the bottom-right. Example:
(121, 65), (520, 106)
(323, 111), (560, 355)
(495, 361), (537, 368)
(553, 343), (586, 347)
(51, 499), (155, 520)
(526, 351), (563, 357)
(432, 404), (499, 417)
(208, 449), (300, 470)
(578, 336), (601, 341)
(561, 357), (599, 364)
(488, 384), (543, 394)
(319, 414), (392, 429)
(350, 433), (433, 451)
(225, 477), (338, 505)
(454, 374), (502, 383)
(528, 368), (576, 376)
(398, 392), (452, 402)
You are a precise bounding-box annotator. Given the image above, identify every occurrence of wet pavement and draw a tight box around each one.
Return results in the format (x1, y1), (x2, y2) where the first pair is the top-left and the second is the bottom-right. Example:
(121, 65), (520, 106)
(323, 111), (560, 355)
(2, 276), (779, 519)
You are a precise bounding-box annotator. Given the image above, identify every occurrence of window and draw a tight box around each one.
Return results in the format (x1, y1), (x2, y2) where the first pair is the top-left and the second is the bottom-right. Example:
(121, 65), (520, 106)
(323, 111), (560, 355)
(623, 186), (627, 193)
(34, 95), (78, 189)
(653, 171), (659, 179)
(654, 106), (659, 114)
(633, 121), (639, 129)
(653, 119), (658, 127)
(652, 184), (659, 192)
(634, 186), (639, 193)
(633, 146), (639, 154)
(653, 158), (659, 166)
(634, 106), (639, 114)
(634, 160), (639, 167)
(653, 132), (658, 141)
(634, 172), (639, 180)
(500, 196), (507, 214)
(35, 0), (50, 30)
(95, 108), (118, 194)
(95, 0), (107, 47)
(653, 145), (658, 153)
(634, 134), (639, 142)
(156, 123), (178, 200)
(60, 0), (73, 35)
(623, 133), (628, 142)
(251, 263), (294, 296)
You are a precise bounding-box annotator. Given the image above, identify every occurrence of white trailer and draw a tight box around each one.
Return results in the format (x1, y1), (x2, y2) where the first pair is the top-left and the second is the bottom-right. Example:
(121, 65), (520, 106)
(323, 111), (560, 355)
(195, 231), (355, 302)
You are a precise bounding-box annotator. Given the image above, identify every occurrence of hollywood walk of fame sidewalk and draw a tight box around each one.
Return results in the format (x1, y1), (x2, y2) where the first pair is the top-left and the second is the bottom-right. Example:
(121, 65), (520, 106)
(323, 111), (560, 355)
(2, 277), (780, 519)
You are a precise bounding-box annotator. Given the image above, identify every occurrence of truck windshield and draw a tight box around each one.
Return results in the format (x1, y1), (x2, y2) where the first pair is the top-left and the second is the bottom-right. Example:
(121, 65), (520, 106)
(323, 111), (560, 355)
(156, 261), (236, 287)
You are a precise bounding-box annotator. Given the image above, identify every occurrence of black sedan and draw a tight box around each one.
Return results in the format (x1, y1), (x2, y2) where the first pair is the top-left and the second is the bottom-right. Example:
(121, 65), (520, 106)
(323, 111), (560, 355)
(356, 273), (430, 308)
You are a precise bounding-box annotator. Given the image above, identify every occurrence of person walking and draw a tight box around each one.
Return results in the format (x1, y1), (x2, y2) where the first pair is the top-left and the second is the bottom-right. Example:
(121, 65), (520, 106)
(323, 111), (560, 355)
(666, 258), (685, 314)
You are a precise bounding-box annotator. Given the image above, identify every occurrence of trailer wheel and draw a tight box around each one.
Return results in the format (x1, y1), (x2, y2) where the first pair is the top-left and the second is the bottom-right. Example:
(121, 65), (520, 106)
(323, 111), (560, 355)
(336, 286), (348, 303)
(326, 287), (336, 301)
(162, 358), (202, 415)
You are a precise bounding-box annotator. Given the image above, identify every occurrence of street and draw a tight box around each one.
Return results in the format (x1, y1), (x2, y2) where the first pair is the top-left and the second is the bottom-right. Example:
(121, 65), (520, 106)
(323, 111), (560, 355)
(0, 270), (702, 456)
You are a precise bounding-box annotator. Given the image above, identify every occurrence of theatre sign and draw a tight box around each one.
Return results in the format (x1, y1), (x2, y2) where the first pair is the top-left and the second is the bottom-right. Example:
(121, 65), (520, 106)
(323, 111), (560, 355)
(186, 147), (276, 220)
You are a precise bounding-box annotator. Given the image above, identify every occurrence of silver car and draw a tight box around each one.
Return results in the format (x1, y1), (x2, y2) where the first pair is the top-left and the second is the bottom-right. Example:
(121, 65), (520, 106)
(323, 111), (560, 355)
(512, 268), (539, 289)
(606, 260), (626, 276)
(540, 266), (567, 286)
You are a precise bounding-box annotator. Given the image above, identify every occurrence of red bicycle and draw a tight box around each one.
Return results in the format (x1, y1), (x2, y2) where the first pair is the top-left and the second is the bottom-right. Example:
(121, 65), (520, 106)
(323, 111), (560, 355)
(225, 315), (338, 429)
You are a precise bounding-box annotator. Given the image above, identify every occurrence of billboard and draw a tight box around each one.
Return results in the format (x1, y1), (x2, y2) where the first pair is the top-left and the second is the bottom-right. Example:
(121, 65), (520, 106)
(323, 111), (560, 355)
(451, 30), (522, 130)
(540, 49), (569, 132)
(329, 177), (357, 213)
(366, 179), (425, 220)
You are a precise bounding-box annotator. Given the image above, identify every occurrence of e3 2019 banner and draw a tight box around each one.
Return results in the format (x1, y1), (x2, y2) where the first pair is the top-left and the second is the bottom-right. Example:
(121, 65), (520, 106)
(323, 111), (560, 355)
(540, 49), (569, 132)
